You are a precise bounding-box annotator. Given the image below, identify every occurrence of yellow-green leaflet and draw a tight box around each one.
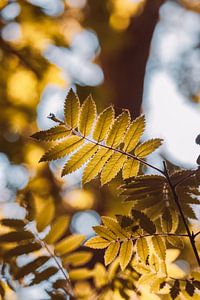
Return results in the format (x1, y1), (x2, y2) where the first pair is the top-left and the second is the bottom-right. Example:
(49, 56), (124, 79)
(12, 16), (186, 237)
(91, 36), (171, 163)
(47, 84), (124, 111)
(31, 125), (71, 142)
(69, 268), (93, 281)
(84, 236), (110, 249)
(151, 236), (166, 261)
(82, 148), (113, 184)
(101, 152), (127, 185)
(93, 225), (116, 241)
(55, 234), (85, 256)
(104, 241), (120, 265)
(167, 236), (184, 249)
(105, 110), (130, 147)
(36, 200), (55, 232)
(122, 159), (140, 179)
(62, 143), (98, 176)
(138, 273), (158, 286)
(123, 115), (145, 152)
(45, 215), (70, 244)
(136, 238), (149, 263)
(62, 251), (92, 267)
(119, 239), (133, 270)
(93, 106), (114, 141)
(78, 95), (96, 136)
(64, 88), (80, 128)
(39, 136), (84, 162)
(134, 138), (162, 158)
(101, 216), (131, 239)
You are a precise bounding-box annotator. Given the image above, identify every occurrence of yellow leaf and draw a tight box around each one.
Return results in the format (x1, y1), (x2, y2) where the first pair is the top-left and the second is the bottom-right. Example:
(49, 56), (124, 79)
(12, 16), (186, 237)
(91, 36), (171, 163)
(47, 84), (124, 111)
(167, 236), (184, 249)
(69, 268), (93, 281)
(62, 143), (98, 176)
(104, 241), (120, 265)
(101, 152), (127, 185)
(40, 136), (84, 162)
(82, 148), (113, 184)
(138, 273), (158, 286)
(105, 110), (130, 147)
(152, 236), (166, 261)
(45, 215), (70, 244)
(55, 234), (85, 256)
(64, 88), (80, 128)
(161, 208), (172, 232)
(169, 208), (179, 233)
(135, 138), (162, 158)
(119, 239), (133, 270)
(136, 238), (149, 263)
(122, 159), (140, 179)
(123, 115), (145, 152)
(85, 236), (110, 249)
(31, 125), (71, 142)
(93, 106), (114, 141)
(93, 225), (116, 241)
(62, 251), (92, 267)
(36, 199), (55, 232)
(78, 95), (96, 136)
(101, 216), (131, 239)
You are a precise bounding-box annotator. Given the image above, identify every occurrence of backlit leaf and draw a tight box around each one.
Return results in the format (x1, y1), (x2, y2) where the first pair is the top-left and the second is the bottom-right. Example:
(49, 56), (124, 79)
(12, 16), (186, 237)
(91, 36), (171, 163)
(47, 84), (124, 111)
(152, 236), (166, 261)
(136, 238), (149, 263)
(78, 95), (96, 136)
(39, 136), (84, 162)
(119, 239), (133, 270)
(84, 236), (110, 249)
(169, 208), (179, 233)
(93, 225), (116, 241)
(64, 88), (80, 128)
(31, 125), (71, 142)
(167, 236), (184, 249)
(123, 115), (145, 152)
(36, 199), (55, 232)
(122, 159), (140, 179)
(62, 143), (98, 176)
(101, 152), (127, 185)
(45, 215), (70, 244)
(93, 106), (114, 141)
(135, 138), (162, 158)
(161, 208), (172, 232)
(82, 148), (113, 184)
(105, 110), (130, 147)
(62, 251), (92, 267)
(55, 234), (85, 256)
(138, 273), (158, 286)
(101, 216), (131, 239)
(131, 210), (156, 234)
(69, 268), (93, 281)
(104, 241), (120, 265)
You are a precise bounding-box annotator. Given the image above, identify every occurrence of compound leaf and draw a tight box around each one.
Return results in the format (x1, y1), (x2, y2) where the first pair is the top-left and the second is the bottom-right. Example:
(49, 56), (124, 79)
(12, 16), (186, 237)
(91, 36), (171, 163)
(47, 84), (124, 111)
(93, 106), (114, 141)
(93, 225), (116, 241)
(64, 88), (80, 128)
(78, 95), (96, 137)
(31, 125), (71, 142)
(85, 236), (110, 249)
(136, 238), (149, 263)
(135, 138), (162, 158)
(101, 216), (130, 239)
(119, 239), (133, 271)
(122, 159), (140, 180)
(123, 115), (145, 152)
(152, 236), (166, 261)
(104, 241), (120, 265)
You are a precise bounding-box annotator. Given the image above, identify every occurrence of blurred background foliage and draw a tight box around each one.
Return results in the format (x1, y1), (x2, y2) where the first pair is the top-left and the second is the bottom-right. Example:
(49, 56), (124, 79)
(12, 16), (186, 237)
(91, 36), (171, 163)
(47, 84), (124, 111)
(0, 0), (199, 298)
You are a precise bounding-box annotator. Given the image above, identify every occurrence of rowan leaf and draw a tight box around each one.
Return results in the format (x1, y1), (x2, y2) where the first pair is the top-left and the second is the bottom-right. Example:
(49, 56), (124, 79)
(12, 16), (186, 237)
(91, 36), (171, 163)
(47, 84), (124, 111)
(0, 218), (25, 229)
(161, 208), (172, 232)
(170, 280), (180, 300)
(101, 216), (131, 239)
(115, 215), (133, 228)
(36, 199), (55, 232)
(138, 273), (158, 286)
(62, 251), (92, 267)
(78, 95), (96, 136)
(119, 239), (133, 270)
(101, 152), (127, 185)
(167, 236), (184, 249)
(105, 110), (130, 147)
(84, 236), (110, 249)
(185, 281), (195, 296)
(136, 238), (149, 263)
(15, 256), (50, 279)
(31, 125), (71, 142)
(134, 138), (162, 158)
(64, 88), (80, 128)
(104, 241), (120, 265)
(122, 159), (140, 179)
(0, 231), (34, 243)
(93, 106), (114, 141)
(55, 234), (85, 256)
(39, 136), (84, 162)
(69, 268), (93, 281)
(30, 267), (58, 285)
(131, 210), (156, 234)
(45, 215), (70, 244)
(123, 115), (145, 152)
(152, 236), (166, 261)
(169, 208), (179, 233)
(4, 243), (41, 258)
(62, 143), (98, 176)
(82, 148), (113, 184)
(93, 225), (116, 241)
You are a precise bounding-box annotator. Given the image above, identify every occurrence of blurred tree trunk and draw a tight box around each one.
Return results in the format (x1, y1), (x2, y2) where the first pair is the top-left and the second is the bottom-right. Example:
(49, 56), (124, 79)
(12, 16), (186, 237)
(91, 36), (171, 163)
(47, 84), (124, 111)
(84, 0), (164, 117)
